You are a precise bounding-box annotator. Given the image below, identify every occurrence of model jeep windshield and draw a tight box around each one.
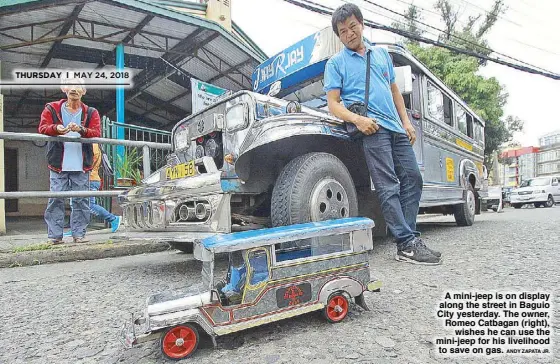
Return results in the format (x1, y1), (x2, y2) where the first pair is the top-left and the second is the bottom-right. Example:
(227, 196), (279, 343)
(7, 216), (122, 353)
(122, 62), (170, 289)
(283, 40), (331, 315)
(119, 27), (486, 242)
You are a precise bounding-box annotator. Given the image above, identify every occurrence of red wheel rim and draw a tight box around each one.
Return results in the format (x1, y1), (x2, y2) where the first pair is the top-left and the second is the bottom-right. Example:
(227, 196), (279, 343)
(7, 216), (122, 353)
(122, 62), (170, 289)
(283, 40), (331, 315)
(162, 326), (197, 359)
(326, 295), (348, 322)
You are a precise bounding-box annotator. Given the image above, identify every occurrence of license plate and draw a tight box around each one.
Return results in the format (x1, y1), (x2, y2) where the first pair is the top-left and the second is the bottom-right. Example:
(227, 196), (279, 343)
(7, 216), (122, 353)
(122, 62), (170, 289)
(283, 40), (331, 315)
(165, 161), (196, 180)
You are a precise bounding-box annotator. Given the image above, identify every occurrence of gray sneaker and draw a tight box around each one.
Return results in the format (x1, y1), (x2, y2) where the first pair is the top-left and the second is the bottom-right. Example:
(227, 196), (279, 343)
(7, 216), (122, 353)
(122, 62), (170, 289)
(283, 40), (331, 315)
(416, 238), (441, 258)
(396, 240), (441, 265)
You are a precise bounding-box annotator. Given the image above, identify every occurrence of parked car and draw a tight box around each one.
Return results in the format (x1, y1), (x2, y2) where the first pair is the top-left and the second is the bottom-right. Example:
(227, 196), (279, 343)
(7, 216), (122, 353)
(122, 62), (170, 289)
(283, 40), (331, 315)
(121, 217), (382, 360)
(510, 176), (560, 208)
(483, 186), (503, 212)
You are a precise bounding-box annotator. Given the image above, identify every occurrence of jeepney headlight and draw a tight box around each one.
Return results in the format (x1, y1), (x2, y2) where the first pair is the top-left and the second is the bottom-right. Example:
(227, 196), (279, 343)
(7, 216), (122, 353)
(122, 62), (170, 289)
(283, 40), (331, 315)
(204, 138), (219, 158)
(286, 100), (302, 113)
(174, 128), (190, 150)
(226, 103), (248, 131)
(195, 145), (205, 159)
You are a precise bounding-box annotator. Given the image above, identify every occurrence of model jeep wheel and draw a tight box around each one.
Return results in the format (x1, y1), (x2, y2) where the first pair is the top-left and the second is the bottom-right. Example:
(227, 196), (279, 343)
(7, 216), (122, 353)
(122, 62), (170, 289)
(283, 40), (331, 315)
(545, 195), (554, 208)
(454, 184), (476, 226)
(161, 324), (199, 360)
(271, 153), (358, 226)
(323, 293), (349, 323)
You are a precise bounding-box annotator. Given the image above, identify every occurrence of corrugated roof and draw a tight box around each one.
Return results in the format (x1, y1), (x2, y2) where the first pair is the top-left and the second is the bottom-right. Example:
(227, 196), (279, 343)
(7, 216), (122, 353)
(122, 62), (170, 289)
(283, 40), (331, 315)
(0, 0), (266, 130)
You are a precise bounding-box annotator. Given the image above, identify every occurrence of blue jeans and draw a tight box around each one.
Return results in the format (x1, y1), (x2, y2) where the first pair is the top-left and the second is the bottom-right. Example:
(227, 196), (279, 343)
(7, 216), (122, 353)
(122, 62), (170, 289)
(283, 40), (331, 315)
(362, 127), (423, 249)
(45, 170), (90, 239)
(89, 181), (116, 222)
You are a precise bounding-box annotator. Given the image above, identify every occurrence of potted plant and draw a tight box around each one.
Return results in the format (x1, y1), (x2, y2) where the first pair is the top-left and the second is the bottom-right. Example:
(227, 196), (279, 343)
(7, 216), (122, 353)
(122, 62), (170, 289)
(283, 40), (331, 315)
(115, 148), (142, 187)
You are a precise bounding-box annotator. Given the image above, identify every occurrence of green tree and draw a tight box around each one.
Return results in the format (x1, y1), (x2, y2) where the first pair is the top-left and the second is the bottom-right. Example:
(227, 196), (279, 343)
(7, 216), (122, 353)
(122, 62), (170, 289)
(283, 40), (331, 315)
(391, 5), (425, 43)
(396, 1), (523, 166)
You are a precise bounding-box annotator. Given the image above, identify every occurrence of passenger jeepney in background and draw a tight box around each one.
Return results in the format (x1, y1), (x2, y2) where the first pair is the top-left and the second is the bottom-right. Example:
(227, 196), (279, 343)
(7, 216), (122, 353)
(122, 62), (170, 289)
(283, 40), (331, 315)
(118, 27), (487, 250)
(122, 217), (382, 360)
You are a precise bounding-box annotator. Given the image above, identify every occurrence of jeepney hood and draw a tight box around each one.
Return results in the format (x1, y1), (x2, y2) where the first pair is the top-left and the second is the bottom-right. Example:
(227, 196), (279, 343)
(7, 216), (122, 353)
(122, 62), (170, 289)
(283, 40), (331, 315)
(147, 285), (212, 316)
(235, 111), (345, 181)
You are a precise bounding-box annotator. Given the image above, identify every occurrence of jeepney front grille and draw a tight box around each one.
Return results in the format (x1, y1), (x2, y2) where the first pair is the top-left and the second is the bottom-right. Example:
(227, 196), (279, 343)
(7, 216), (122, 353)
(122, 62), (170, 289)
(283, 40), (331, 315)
(518, 191), (533, 195)
(124, 199), (210, 230)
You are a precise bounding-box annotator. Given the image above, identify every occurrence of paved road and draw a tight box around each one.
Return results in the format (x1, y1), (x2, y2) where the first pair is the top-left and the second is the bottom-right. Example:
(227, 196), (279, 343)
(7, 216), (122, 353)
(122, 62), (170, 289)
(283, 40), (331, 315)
(1, 207), (559, 364)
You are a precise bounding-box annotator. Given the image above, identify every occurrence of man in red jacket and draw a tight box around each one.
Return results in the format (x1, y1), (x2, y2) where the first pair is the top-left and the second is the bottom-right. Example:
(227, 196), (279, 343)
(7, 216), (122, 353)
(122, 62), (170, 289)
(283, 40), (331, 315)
(38, 78), (101, 244)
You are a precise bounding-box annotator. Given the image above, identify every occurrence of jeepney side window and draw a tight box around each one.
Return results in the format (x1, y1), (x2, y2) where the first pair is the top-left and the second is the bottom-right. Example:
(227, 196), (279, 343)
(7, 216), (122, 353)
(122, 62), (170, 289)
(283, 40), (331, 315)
(475, 119), (484, 144)
(456, 105), (468, 135)
(466, 113), (474, 138)
(427, 82), (443, 123)
(248, 249), (269, 286)
(427, 82), (452, 126)
(310, 233), (351, 257)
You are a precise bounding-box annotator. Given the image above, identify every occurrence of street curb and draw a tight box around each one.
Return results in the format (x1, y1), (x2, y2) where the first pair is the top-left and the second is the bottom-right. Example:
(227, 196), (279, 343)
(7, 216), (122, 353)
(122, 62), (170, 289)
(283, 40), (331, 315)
(0, 240), (172, 268)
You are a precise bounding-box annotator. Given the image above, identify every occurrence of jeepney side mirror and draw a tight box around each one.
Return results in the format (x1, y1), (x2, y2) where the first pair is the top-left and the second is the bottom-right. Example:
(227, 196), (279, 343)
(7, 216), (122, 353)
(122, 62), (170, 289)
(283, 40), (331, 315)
(268, 81), (282, 97)
(395, 65), (413, 95)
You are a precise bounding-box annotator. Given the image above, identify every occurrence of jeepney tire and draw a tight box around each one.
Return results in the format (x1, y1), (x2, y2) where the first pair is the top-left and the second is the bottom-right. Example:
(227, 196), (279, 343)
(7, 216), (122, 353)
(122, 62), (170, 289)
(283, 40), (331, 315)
(160, 324), (199, 360)
(545, 195), (555, 208)
(323, 292), (350, 323)
(512, 204), (523, 209)
(271, 152), (358, 226)
(453, 184), (476, 227)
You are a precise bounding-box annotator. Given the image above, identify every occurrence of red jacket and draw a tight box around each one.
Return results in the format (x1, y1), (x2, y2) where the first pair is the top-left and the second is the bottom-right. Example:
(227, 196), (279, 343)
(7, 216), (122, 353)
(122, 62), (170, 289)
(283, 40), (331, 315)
(38, 99), (101, 172)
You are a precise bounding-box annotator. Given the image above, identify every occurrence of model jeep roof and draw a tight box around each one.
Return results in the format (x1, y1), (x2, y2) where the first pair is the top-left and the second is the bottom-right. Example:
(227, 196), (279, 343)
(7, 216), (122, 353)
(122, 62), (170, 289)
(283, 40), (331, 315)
(200, 217), (374, 254)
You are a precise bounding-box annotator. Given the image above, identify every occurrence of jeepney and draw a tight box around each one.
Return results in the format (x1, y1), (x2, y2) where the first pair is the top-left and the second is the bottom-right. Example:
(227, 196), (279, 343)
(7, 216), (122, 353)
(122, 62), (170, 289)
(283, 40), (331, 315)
(122, 217), (381, 360)
(118, 27), (486, 248)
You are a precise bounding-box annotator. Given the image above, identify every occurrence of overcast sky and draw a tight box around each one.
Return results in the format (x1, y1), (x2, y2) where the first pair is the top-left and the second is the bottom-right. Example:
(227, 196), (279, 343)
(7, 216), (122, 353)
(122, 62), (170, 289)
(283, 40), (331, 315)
(231, 0), (560, 147)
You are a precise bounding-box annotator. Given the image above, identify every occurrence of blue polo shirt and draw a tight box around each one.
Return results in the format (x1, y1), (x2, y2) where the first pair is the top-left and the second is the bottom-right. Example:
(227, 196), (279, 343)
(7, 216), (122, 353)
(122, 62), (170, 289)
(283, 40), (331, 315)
(323, 42), (405, 134)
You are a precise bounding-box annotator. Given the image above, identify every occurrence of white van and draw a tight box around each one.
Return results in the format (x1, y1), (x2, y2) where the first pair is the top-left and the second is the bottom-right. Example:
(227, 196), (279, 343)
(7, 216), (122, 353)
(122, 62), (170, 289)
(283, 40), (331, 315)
(510, 176), (560, 208)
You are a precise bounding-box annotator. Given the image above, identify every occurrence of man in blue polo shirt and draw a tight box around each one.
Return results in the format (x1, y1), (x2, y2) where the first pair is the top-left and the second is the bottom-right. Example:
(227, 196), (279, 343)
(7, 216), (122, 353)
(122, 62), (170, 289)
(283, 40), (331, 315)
(324, 3), (441, 265)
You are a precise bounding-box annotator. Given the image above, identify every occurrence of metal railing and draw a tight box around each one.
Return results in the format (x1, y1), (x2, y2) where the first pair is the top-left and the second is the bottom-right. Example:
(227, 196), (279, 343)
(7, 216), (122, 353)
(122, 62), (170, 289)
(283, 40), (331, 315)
(0, 131), (171, 199)
(102, 117), (171, 186)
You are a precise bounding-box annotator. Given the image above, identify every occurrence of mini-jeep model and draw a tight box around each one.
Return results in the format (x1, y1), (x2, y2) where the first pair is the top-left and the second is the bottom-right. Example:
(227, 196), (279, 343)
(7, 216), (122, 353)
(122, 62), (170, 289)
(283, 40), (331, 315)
(121, 217), (381, 360)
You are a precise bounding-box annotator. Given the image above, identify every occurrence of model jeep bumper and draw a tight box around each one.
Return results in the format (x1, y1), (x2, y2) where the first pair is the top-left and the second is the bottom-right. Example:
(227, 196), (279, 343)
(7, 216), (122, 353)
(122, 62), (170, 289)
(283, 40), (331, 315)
(120, 316), (158, 348)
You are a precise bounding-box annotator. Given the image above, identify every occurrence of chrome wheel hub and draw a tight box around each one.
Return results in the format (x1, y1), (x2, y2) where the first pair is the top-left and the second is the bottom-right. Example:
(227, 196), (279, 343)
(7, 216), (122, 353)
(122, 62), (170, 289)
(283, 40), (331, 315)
(310, 178), (350, 221)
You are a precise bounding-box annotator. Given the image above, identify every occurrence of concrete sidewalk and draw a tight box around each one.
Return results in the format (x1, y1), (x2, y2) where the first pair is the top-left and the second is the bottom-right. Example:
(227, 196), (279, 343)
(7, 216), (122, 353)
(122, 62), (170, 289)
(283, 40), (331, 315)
(0, 217), (171, 268)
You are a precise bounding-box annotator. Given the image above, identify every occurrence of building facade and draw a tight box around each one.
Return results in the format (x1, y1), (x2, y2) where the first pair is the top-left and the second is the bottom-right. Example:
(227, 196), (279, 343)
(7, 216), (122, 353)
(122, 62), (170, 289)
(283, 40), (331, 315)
(537, 130), (560, 177)
(499, 147), (539, 187)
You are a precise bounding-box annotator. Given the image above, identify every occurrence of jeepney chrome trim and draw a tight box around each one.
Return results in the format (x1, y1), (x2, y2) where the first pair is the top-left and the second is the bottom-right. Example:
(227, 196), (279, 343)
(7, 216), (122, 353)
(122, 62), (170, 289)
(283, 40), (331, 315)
(148, 309), (215, 336)
(212, 303), (324, 336)
(148, 292), (212, 316)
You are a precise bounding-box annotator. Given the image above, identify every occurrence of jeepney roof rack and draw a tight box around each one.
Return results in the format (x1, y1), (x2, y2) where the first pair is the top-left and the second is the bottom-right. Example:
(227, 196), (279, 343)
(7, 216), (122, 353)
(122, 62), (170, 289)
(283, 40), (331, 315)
(199, 217), (374, 254)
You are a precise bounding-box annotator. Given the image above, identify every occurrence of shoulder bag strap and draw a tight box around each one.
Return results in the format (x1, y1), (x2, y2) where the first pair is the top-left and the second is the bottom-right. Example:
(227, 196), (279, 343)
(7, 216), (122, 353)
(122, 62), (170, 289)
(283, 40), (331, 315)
(364, 50), (371, 112)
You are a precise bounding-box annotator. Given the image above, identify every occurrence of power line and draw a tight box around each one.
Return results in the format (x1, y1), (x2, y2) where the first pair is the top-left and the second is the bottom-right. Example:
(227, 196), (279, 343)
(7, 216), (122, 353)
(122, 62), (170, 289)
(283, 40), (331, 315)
(357, 0), (555, 74)
(389, 0), (560, 56)
(448, 0), (522, 28)
(282, 0), (560, 80)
